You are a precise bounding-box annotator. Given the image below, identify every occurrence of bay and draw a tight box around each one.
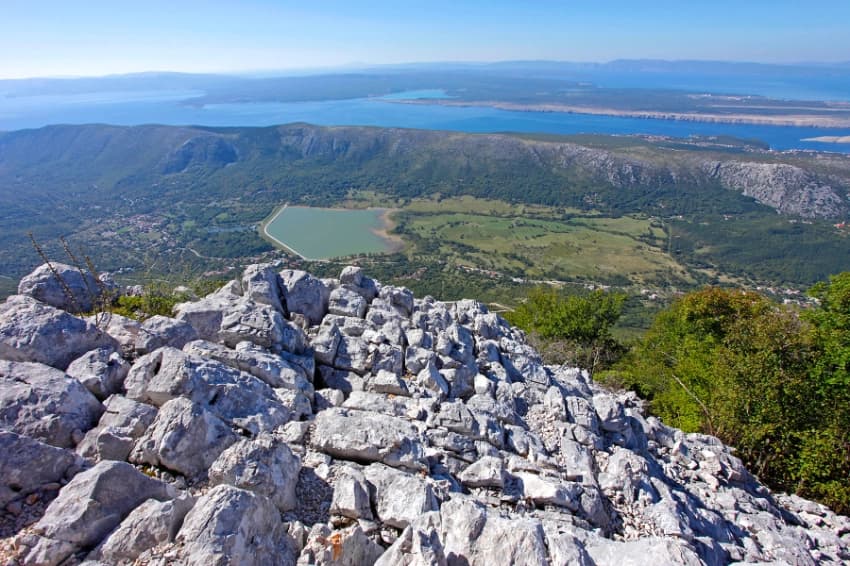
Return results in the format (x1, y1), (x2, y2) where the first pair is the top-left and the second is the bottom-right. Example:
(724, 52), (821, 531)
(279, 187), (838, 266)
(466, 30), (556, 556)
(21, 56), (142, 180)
(0, 89), (848, 153)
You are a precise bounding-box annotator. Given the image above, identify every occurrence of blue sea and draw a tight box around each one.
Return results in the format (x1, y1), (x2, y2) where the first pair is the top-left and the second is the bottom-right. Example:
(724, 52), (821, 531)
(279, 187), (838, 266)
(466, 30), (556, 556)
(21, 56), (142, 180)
(0, 88), (848, 153)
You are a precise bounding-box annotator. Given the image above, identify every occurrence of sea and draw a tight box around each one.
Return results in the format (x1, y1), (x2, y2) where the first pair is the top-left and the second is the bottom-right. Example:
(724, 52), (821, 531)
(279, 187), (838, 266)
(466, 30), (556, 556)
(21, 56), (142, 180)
(0, 87), (848, 153)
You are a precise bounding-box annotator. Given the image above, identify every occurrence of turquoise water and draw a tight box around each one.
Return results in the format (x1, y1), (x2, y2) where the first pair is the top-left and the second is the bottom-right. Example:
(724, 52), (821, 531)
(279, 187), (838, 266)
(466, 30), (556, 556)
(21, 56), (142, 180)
(1, 89), (848, 153)
(264, 206), (393, 259)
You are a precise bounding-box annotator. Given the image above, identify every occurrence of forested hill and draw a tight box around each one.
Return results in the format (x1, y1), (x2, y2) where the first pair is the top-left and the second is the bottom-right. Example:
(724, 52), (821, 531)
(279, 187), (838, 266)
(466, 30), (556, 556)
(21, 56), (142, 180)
(1, 123), (849, 289)
(3, 123), (849, 218)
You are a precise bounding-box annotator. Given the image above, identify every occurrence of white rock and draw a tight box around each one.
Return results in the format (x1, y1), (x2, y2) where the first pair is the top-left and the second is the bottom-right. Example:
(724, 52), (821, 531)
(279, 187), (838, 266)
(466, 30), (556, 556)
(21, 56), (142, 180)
(310, 408), (427, 471)
(0, 431), (80, 507)
(174, 484), (296, 566)
(65, 346), (129, 400)
(23, 461), (172, 566)
(0, 294), (118, 370)
(130, 397), (238, 479)
(0, 359), (103, 448)
(209, 433), (301, 512)
(280, 269), (331, 326)
(18, 262), (114, 314)
(364, 463), (438, 529)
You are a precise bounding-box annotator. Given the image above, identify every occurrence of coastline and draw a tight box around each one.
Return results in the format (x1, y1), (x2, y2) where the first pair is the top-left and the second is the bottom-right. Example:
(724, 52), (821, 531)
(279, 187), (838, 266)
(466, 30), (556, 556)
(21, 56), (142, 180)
(385, 99), (850, 129)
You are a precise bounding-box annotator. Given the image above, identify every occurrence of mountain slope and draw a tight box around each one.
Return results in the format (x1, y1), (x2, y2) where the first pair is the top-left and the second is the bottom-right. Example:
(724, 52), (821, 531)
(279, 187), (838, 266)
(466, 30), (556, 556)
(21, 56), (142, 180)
(1, 123), (849, 289)
(1, 262), (848, 564)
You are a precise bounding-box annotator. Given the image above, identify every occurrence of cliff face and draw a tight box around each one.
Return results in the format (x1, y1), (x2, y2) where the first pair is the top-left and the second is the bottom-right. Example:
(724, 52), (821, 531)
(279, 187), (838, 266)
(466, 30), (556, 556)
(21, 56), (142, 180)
(703, 161), (847, 218)
(1, 262), (848, 565)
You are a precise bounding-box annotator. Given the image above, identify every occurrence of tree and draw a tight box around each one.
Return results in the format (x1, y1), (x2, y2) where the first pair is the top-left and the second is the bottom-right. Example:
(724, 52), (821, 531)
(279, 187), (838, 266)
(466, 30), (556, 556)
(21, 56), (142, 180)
(506, 286), (625, 372)
(606, 283), (850, 513)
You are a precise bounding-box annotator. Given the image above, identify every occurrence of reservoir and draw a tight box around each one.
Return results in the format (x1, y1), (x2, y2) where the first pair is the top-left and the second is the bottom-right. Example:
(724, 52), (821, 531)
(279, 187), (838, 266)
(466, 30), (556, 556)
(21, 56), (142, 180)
(262, 206), (397, 260)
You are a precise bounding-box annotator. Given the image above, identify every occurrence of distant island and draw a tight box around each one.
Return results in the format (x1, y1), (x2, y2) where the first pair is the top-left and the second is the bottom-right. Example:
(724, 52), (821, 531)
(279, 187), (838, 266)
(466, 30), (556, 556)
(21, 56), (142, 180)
(802, 135), (850, 144)
(390, 98), (850, 129)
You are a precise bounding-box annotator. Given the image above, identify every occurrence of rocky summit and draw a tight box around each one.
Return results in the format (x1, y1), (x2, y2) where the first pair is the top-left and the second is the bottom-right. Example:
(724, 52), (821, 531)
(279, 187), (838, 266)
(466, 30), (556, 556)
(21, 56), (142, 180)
(0, 263), (848, 566)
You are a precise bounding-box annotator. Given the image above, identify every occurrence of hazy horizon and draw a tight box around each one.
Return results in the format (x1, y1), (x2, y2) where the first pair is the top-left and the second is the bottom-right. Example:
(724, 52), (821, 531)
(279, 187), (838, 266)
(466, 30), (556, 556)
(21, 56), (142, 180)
(2, 1), (849, 80)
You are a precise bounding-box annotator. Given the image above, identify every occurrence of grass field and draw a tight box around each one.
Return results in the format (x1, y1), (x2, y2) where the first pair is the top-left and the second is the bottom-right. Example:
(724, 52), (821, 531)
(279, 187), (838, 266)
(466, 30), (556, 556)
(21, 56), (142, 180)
(393, 196), (693, 286)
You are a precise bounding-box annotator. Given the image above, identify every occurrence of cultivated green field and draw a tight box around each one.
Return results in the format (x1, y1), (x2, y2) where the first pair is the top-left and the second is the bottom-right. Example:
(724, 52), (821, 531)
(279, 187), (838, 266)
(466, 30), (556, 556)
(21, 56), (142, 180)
(393, 197), (692, 286)
(263, 205), (398, 260)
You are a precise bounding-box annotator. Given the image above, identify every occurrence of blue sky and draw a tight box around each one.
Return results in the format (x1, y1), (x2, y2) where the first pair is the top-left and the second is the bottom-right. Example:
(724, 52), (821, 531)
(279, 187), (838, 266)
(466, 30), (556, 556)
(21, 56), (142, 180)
(2, 0), (849, 78)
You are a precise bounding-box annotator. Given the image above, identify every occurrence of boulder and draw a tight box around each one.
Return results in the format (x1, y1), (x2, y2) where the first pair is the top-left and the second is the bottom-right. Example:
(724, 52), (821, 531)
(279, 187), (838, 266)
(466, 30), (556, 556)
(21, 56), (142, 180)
(87, 312), (141, 353)
(125, 347), (293, 435)
(65, 346), (130, 400)
(173, 485), (296, 566)
(135, 315), (199, 354)
(130, 397), (238, 479)
(514, 472), (582, 510)
(585, 537), (704, 566)
(365, 369), (410, 396)
(330, 465), (373, 520)
(18, 262), (114, 314)
(364, 463), (439, 529)
(219, 300), (307, 354)
(241, 263), (285, 314)
(440, 497), (550, 566)
(328, 286), (368, 318)
(0, 360), (103, 448)
(298, 524), (384, 566)
(93, 496), (195, 564)
(209, 433), (301, 512)
(310, 408), (427, 471)
(0, 295), (118, 370)
(183, 339), (313, 394)
(0, 431), (81, 507)
(459, 455), (506, 489)
(22, 461), (172, 566)
(339, 265), (379, 301)
(280, 269), (330, 326)
(76, 394), (158, 462)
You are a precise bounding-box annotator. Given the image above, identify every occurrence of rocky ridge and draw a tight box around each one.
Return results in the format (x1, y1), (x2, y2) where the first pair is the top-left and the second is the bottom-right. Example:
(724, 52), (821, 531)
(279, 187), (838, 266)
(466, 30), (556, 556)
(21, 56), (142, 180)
(0, 262), (848, 565)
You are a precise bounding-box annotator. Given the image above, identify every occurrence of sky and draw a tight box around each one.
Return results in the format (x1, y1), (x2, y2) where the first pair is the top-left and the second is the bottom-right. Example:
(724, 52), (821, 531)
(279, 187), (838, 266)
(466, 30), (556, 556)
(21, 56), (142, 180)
(2, 0), (849, 79)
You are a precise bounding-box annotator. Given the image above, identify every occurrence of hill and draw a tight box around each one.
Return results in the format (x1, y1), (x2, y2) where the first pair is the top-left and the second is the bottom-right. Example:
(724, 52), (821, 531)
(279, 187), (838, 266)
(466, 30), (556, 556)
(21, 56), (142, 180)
(0, 261), (848, 564)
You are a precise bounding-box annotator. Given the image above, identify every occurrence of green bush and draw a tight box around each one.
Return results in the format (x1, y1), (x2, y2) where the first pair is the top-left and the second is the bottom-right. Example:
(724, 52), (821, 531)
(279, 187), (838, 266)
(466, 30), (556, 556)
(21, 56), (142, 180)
(605, 281), (850, 513)
(505, 286), (626, 372)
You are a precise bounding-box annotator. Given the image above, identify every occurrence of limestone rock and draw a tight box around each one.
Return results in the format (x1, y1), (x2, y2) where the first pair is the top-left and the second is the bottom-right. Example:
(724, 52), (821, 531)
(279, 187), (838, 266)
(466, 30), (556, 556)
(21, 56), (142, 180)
(330, 464), (373, 520)
(65, 346), (129, 400)
(310, 408), (427, 471)
(297, 524), (384, 566)
(241, 263), (285, 314)
(125, 347), (293, 435)
(23, 461), (172, 566)
(77, 394), (157, 462)
(440, 497), (549, 566)
(219, 300), (307, 354)
(184, 339), (313, 394)
(328, 286), (368, 318)
(135, 315), (199, 354)
(459, 455), (506, 488)
(173, 484), (296, 566)
(0, 295), (118, 370)
(209, 433), (301, 512)
(0, 431), (81, 508)
(280, 269), (330, 326)
(87, 312), (141, 353)
(364, 463), (439, 529)
(0, 360), (103, 448)
(586, 537), (704, 566)
(130, 397), (238, 479)
(93, 496), (195, 564)
(18, 262), (114, 314)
